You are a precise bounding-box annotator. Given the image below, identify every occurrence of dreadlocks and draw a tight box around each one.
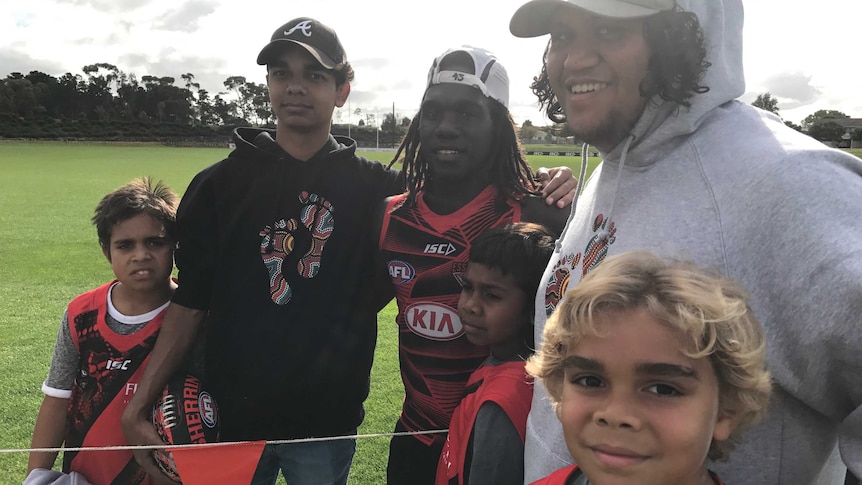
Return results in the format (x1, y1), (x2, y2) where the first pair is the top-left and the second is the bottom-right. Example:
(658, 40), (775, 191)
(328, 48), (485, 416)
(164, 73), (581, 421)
(388, 100), (540, 208)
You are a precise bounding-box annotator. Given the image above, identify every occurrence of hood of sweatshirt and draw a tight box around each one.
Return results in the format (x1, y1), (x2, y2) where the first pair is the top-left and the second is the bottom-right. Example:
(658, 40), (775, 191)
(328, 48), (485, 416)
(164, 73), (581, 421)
(227, 126), (364, 251)
(231, 126), (360, 163)
(602, 0), (745, 167)
(561, 0), (744, 243)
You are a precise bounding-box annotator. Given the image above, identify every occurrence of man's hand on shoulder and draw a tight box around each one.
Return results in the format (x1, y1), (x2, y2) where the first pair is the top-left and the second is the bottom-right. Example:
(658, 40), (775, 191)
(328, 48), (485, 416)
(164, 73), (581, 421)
(535, 166), (577, 208)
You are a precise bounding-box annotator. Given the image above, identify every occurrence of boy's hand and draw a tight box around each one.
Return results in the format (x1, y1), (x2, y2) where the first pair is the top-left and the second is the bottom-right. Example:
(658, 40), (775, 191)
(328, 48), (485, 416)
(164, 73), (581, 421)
(536, 166), (577, 208)
(121, 402), (177, 484)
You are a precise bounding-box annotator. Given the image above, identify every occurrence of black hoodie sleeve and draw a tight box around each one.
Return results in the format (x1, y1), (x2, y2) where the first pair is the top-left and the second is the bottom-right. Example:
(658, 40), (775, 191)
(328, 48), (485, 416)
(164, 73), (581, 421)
(172, 164), (220, 310)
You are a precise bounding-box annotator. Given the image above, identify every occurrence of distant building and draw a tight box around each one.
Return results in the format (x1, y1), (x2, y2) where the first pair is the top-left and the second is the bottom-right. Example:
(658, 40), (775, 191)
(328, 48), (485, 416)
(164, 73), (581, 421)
(532, 129), (551, 142)
(834, 118), (862, 148)
(833, 118), (862, 134)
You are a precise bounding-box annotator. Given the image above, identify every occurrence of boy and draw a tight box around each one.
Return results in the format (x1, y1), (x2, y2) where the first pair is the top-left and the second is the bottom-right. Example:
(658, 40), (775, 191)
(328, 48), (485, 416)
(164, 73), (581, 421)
(27, 176), (179, 485)
(123, 17), (405, 485)
(526, 251), (772, 485)
(377, 45), (570, 484)
(436, 222), (556, 485)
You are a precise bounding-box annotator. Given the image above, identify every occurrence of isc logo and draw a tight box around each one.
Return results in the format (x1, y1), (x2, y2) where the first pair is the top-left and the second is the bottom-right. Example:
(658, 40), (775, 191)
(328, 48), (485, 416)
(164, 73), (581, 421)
(423, 242), (457, 256)
(107, 359), (132, 370)
(388, 260), (415, 284)
(404, 302), (464, 341)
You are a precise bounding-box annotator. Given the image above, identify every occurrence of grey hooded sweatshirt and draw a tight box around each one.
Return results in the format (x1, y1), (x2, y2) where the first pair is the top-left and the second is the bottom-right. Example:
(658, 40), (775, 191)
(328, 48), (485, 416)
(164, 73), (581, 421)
(523, 0), (862, 484)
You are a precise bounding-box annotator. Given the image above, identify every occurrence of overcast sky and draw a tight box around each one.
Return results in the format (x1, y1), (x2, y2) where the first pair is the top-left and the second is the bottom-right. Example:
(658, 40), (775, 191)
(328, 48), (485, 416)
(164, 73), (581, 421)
(3, 0), (860, 126)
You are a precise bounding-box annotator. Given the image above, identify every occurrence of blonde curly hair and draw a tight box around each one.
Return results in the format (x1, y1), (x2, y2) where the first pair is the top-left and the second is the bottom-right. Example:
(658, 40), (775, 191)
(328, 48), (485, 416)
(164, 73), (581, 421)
(526, 250), (772, 461)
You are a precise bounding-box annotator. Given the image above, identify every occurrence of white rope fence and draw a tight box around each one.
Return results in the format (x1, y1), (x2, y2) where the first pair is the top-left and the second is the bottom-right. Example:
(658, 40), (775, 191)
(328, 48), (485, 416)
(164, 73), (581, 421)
(0, 429), (449, 454)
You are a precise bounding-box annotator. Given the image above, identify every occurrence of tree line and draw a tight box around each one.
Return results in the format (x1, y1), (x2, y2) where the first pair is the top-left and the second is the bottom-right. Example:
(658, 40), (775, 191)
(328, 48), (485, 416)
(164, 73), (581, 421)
(0, 63), (413, 145)
(752, 93), (861, 145)
(1, 65), (857, 147)
(1, 64), (255, 123)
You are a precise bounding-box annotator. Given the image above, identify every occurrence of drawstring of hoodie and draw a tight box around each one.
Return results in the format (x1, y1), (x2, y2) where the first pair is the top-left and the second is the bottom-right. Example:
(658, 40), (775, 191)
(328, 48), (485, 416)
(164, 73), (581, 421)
(554, 142), (590, 252)
(597, 133), (635, 242)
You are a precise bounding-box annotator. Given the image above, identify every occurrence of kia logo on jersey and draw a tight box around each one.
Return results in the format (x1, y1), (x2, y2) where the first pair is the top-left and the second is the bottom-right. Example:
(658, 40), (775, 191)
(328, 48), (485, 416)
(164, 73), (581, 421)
(405, 302), (464, 341)
(388, 260), (415, 284)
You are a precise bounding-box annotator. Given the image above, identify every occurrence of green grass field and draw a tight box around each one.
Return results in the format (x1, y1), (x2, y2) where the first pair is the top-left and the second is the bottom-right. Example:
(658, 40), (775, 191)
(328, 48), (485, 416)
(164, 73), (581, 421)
(0, 141), (596, 485)
(1, 141), (858, 484)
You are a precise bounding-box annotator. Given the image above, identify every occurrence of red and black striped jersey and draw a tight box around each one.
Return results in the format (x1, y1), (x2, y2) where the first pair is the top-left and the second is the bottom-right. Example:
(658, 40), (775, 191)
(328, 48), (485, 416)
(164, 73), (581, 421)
(64, 281), (163, 485)
(379, 186), (521, 444)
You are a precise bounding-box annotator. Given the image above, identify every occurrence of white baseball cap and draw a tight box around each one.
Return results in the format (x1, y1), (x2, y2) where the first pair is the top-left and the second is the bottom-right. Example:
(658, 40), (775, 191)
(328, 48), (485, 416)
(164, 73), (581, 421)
(510, 0), (676, 37)
(426, 45), (509, 108)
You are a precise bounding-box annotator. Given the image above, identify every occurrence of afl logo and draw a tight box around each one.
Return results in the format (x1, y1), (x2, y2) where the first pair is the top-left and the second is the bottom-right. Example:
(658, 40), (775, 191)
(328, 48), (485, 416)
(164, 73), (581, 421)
(198, 392), (218, 429)
(388, 260), (415, 284)
(405, 302), (463, 341)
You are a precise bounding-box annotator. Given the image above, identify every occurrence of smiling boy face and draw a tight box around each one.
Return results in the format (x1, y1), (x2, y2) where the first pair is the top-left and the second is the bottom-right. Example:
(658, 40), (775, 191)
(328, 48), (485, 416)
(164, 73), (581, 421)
(559, 306), (735, 485)
(418, 82), (496, 184)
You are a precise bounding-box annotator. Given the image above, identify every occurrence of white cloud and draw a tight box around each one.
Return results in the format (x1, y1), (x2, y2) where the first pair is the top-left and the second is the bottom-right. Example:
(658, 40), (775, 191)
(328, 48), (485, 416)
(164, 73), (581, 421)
(153, 0), (218, 32)
(2, 0), (860, 126)
(741, 0), (861, 123)
(55, 0), (151, 12)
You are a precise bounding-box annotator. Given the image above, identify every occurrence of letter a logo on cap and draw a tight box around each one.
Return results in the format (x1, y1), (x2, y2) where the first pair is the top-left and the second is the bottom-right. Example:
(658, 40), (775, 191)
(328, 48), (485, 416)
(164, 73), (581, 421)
(285, 20), (313, 37)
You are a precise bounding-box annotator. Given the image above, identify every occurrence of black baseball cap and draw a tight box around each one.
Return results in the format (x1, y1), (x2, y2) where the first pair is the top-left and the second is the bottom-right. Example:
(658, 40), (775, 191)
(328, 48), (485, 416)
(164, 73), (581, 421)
(256, 17), (347, 68)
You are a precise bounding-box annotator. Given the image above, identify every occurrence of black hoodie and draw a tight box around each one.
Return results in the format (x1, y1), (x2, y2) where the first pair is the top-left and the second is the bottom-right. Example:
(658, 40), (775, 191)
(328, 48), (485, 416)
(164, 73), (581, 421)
(172, 127), (403, 440)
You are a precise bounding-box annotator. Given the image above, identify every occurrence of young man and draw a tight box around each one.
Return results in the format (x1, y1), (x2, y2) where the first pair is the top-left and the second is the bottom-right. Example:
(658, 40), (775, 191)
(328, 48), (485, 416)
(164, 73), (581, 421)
(377, 46), (570, 485)
(121, 20), (575, 485)
(28, 177), (179, 485)
(437, 222), (556, 485)
(509, 1), (862, 484)
(119, 17), (402, 485)
(526, 250), (772, 485)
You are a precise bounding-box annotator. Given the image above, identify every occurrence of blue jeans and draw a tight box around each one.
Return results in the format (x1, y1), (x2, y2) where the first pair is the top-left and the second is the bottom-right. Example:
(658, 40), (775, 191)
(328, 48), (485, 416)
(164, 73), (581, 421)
(250, 435), (357, 485)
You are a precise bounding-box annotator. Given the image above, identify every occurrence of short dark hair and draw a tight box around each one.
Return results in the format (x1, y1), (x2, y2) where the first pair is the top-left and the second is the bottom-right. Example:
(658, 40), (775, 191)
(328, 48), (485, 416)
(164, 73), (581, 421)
(332, 61), (355, 86)
(468, 222), (557, 348)
(92, 176), (179, 248)
(531, 9), (711, 124)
